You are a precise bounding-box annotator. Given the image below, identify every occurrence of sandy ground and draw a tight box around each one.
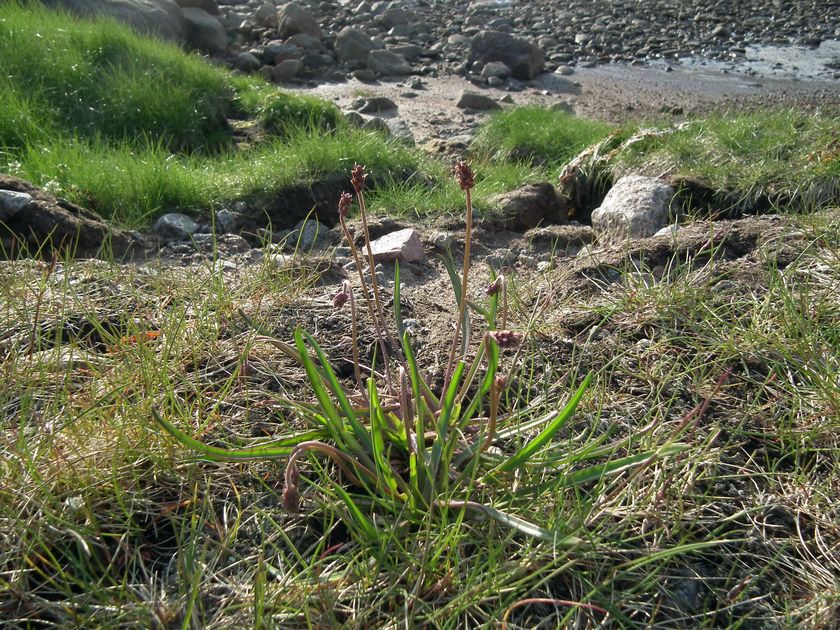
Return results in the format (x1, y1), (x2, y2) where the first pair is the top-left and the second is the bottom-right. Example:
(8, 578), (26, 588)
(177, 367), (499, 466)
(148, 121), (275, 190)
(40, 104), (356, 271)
(291, 63), (840, 145)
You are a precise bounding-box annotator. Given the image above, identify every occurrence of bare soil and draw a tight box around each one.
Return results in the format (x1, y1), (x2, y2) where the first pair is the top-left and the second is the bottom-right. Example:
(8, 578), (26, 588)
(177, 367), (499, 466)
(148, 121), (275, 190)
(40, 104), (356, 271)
(293, 64), (840, 147)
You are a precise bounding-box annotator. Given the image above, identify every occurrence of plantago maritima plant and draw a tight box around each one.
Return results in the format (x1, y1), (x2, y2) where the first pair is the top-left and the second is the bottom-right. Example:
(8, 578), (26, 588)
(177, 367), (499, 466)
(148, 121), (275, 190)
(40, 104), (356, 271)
(154, 162), (686, 545)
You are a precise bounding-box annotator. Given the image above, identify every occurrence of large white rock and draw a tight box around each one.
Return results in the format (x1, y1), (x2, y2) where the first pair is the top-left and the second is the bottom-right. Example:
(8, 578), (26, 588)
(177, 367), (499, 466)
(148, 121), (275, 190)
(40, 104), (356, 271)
(591, 175), (674, 242)
(0, 190), (32, 221)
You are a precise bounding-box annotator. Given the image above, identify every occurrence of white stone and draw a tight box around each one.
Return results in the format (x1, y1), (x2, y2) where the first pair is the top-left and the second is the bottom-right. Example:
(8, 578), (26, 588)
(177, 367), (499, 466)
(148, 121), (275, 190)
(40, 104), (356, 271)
(369, 228), (423, 262)
(0, 190), (32, 220)
(591, 175), (674, 242)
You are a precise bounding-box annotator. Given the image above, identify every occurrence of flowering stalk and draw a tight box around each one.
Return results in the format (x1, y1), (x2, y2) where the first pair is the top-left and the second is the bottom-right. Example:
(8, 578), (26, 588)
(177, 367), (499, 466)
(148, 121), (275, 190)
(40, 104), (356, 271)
(338, 189), (393, 391)
(351, 164), (399, 391)
(443, 160), (475, 397)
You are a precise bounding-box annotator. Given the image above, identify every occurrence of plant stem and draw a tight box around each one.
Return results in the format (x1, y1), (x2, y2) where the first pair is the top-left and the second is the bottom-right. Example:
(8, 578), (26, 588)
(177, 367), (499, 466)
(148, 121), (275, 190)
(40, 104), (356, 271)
(340, 214), (392, 391)
(480, 375), (501, 454)
(356, 188), (402, 391)
(443, 186), (473, 396)
(348, 286), (364, 396)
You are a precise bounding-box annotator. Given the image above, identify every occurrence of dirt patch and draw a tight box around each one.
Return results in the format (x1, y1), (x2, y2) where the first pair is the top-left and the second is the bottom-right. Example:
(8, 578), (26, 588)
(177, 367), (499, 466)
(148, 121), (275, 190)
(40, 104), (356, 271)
(0, 175), (137, 259)
(292, 65), (840, 149)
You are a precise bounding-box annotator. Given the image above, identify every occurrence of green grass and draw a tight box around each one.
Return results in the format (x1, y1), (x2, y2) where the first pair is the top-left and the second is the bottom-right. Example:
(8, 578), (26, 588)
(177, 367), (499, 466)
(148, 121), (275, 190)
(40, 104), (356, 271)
(615, 109), (840, 213)
(471, 106), (616, 168)
(0, 3), (418, 227)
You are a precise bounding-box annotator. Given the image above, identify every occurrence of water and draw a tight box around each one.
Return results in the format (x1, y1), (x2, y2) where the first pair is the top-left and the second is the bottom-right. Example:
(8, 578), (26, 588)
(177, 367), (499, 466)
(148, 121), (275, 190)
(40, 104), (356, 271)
(655, 40), (840, 82)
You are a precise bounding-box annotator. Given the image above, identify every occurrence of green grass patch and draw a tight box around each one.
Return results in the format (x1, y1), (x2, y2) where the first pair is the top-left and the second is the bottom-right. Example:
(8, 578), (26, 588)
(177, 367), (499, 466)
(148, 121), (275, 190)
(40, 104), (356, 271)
(471, 106), (616, 167)
(0, 3), (421, 227)
(615, 108), (840, 212)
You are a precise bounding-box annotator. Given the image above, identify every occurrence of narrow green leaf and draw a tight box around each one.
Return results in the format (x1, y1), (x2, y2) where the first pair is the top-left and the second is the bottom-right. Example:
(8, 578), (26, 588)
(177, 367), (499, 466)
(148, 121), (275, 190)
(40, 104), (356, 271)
(332, 484), (380, 544)
(294, 329), (373, 467)
(567, 444), (689, 485)
(461, 336), (499, 422)
(430, 361), (464, 486)
(368, 378), (399, 497)
(441, 250), (470, 356)
(153, 409), (325, 460)
(498, 372), (593, 472)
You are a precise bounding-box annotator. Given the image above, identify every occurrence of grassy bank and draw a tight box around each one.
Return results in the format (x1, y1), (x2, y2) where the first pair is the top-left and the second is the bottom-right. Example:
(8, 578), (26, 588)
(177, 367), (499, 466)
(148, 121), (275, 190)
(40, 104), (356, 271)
(0, 3), (422, 226)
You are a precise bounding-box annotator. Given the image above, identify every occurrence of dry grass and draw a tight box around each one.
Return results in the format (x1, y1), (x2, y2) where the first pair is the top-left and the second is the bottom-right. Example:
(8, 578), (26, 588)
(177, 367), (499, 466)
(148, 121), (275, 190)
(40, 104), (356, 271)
(2, 206), (839, 627)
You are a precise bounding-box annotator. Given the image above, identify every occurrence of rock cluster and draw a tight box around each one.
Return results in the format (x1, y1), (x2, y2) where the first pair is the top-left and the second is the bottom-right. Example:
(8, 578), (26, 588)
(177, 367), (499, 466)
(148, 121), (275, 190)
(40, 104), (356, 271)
(45, 0), (840, 83)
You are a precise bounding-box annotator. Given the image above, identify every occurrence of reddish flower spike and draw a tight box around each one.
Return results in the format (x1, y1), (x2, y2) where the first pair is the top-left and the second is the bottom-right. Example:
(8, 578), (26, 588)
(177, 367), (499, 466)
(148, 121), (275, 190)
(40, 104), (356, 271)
(338, 192), (353, 220)
(488, 330), (524, 349)
(454, 160), (475, 191)
(351, 164), (368, 193)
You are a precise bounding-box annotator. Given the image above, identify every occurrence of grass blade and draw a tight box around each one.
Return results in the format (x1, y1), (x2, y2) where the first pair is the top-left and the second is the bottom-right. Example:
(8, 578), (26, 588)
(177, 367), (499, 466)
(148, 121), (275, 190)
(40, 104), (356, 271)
(498, 372), (593, 472)
(331, 484), (380, 544)
(566, 444), (689, 485)
(461, 336), (500, 422)
(368, 377), (400, 498)
(295, 329), (374, 465)
(153, 409), (326, 460)
(430, 361), (464, 487)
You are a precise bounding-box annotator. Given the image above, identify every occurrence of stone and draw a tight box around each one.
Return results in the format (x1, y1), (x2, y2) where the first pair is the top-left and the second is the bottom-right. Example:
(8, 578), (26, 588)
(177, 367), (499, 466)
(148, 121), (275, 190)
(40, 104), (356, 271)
(654, 224), (679, 238)
(287, 218), (330, 250)
(488, 183), (568, 230)
(389, 44), (426, 61)
(276, 1), (323, 40)
(386, 119), (414, 145)
(154, 213), (199, 239)
(430, 231), (454, 250)
(182, 7), (227, 53)
(285, 32), (324, 51)
(362, 117), (391, 135)
(254, 3), (277, 27)
(469, 30), (544, 80)
(43, 0), (185, 41)
(377, 7), (409, 28)
(214, 208), (241, 233)
(456, 91), (501, 110)
(271, 58), (304, 82)
(266, 253), (294, 268)
(480, 61), (511, 79)
(351, 96), (397, 113)
(264, 39), (301, 59)
(0, 190), (33, 221)
(343, 110), (366, 127)
(0, 174), (134, 257)
(484, 248), (516, 268)
(352, 68), (378, 82)
(335, 26), (375, 63)
(175, 0), (218, 15)
(367, 49), (412, 76)
(233, 51), (262, 72)
(369, 228), (423, 263)
(591, 175), (675, 242)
